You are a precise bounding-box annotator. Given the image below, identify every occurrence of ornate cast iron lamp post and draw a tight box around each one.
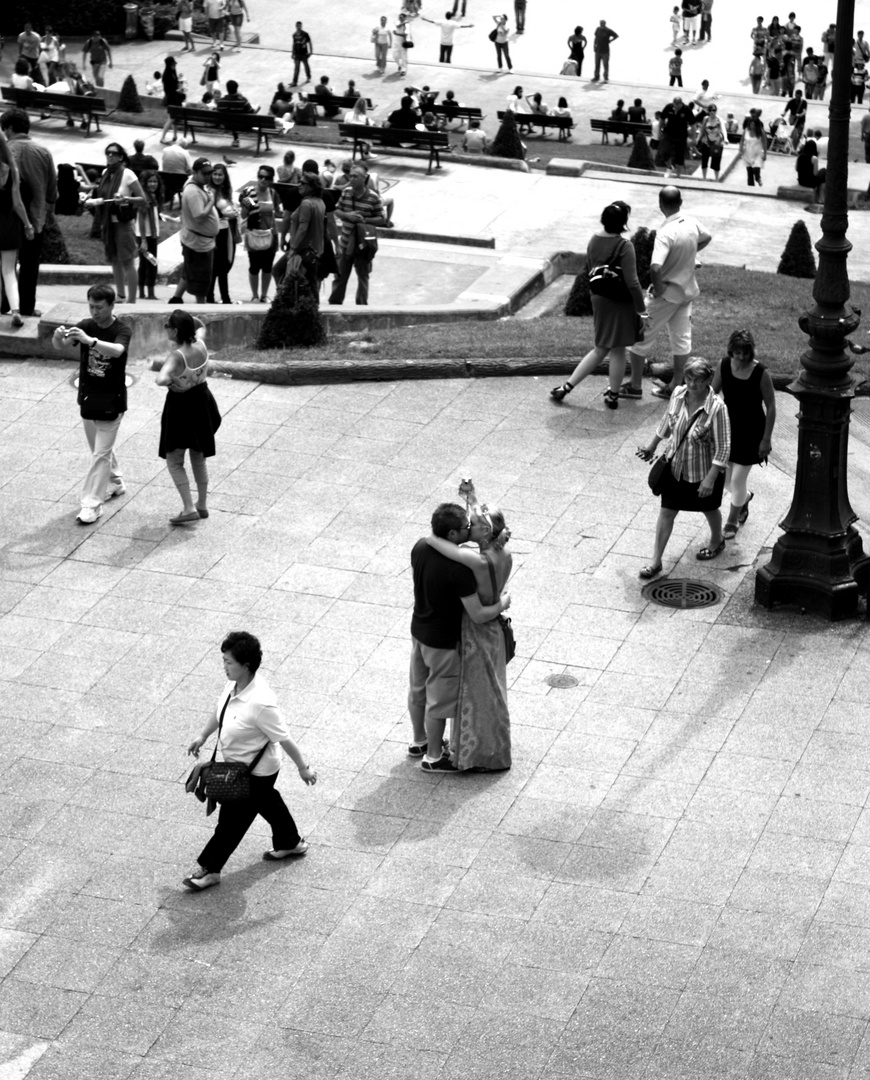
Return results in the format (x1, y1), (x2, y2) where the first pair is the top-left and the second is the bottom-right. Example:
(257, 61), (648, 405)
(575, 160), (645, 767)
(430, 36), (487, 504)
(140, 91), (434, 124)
(756, 0), (870, 619)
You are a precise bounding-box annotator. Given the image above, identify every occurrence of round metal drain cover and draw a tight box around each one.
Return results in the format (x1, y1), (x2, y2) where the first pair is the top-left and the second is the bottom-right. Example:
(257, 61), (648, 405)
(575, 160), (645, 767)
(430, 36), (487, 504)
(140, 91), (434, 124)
(643, 578), (723, 609)
(545, 673), (580, 689)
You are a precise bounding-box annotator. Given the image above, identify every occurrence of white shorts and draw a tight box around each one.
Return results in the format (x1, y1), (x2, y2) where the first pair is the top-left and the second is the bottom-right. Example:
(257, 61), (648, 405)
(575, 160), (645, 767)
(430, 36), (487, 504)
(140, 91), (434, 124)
(631, 295), (693, 357)
(683, 14), (701, 31)
(179, 16), (193, 31)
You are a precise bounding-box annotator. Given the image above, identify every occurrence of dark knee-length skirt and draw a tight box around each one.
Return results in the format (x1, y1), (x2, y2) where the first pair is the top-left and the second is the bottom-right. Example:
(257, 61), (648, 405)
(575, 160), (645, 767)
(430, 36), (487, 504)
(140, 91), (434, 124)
(158, 382), (222, 459)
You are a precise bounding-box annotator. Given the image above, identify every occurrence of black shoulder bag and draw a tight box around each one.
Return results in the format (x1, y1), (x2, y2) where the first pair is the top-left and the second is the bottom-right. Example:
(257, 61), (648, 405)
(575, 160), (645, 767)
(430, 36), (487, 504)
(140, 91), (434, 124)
(203, 692), (270, 802)
(648, 408), (702, 495)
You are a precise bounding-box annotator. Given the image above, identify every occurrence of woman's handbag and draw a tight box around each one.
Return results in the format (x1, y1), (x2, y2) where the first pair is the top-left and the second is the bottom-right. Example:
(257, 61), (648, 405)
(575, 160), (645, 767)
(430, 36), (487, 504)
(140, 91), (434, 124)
(245, 228), (274, 251)
(486, 554), (516, 664)
(402, 38), (414, 48)
(588, 239), (630, 302)
(488, 27), (499, 41)
(647, 410), (701, 495)
(202, 693), (270, 803)
(112, 200), (137, 223)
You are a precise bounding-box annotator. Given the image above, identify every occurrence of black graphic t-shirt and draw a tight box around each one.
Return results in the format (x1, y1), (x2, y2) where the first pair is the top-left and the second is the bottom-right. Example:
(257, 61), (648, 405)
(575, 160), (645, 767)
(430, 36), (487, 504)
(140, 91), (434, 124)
(75, 317), (132, 418)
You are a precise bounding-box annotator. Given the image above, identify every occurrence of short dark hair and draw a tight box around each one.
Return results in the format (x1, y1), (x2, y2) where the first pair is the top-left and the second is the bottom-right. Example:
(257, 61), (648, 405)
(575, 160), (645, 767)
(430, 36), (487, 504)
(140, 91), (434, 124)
(86, 284), (116, 304)
(0, 108), (30, 135)
(167, 309), (197, 345)
(15, 58), (31, 76)
(221, 631), (262, 673)
(258, 164), (275, 180)
(431, 503), (468, 538)
(302, 158), (318, 172)
(727, 328), (756, 359)
(600, 200), (630, 233)
(226, 79), (239, 94)
(134, 138), (145, 152)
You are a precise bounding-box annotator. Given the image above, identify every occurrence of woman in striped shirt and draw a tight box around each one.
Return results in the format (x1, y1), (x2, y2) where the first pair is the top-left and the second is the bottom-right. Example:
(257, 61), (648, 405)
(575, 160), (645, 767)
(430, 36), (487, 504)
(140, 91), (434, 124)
(636, 357), (731, 578)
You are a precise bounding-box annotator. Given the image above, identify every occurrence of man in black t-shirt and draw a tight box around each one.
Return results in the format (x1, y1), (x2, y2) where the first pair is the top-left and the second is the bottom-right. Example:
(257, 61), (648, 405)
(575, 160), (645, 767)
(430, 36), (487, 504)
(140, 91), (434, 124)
(409, 503), (510, 771)
(52, 284), (131, 525)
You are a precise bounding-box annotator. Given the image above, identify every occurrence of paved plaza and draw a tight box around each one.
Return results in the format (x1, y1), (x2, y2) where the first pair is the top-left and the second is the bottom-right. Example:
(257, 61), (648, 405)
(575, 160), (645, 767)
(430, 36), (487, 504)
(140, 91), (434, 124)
(8, 0), (870, 1075)
(3, 355), (870, 1078)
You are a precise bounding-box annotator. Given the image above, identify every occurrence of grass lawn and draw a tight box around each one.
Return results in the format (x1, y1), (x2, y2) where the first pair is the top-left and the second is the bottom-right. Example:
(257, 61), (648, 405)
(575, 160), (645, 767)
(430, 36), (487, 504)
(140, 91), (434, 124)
(54, 212), (179, 265)
(220, 264), (870, 383)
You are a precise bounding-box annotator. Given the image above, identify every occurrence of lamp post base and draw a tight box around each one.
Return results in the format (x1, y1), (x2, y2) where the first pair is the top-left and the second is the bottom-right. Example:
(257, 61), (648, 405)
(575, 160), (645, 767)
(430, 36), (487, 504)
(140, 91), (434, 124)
(755, 525), (870, 620)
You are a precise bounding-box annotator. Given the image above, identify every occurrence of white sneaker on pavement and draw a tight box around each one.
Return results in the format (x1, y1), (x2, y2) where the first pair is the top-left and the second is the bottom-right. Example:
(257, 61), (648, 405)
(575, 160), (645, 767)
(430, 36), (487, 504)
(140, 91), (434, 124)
(76, 506), (102, 525)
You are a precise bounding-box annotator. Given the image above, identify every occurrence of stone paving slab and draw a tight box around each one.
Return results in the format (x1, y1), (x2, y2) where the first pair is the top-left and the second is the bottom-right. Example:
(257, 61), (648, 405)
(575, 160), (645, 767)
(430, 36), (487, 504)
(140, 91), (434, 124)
(3, 356), (870, 1077)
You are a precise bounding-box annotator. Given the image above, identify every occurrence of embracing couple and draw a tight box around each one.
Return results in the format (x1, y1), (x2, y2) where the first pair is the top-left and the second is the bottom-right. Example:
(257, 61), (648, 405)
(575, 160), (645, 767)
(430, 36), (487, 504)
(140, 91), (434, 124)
(407, 484), (513, 772)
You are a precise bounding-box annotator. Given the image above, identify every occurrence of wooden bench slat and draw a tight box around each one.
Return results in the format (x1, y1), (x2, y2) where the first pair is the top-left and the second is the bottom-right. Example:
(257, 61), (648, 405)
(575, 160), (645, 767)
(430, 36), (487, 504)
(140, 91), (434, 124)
(1, 86), (106, 135)
(590, 118), (653, 143)
(338, 123), (450, 174)
(496, 110), (573, 142)
(305, 94), (375, 113)
(167, 106), (277, 155)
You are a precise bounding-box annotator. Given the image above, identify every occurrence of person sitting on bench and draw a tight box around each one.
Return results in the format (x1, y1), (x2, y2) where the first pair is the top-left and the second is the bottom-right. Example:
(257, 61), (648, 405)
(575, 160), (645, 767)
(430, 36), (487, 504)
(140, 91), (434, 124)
(795, 138), (826, 204)
(313, 75), (340, 118)
(217, 79), (258, 147)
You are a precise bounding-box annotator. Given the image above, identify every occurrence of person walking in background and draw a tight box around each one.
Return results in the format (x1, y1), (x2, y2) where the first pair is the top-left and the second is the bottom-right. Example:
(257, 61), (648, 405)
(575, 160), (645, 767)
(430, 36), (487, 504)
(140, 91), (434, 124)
(18, 23), (42, 76)
(51, 284), (130, 524)
(740, 113), (767, 186)
(372, 16), (392, 72)
(204, 0), (226, 50)
(177, 0), (195, 52)
(38, 26), (62, 84)
(85, 143), (146, 304)
(567, 26), (586, 75)
(149, 309), (222, 525)
(636, 357), (731, 577)
(712, 329), (776, 542)
(699, 0), (713, 42)
(159, 56), (185, 144)
(136, 170), (162, 301)
(749, 51), (765, 94)
(514, 0), (526, 34)
(201, 51), (221, 95)
(291, 21), (313, 85)
(620, 185), (712, 400)
(225, 0), (249, 51)
(0, 126), (33, 328)
(697, 102), (725, 181)
(550, 201), (647, 410)
(592, 20), (618, 82)
(669, 48), (684, 87)
(393, 13), (412, 75)
(491, 15), (512, 73)
(81, 29), (112, 88)
(184, 632), (316, 892)
(0, 108), (55, 320)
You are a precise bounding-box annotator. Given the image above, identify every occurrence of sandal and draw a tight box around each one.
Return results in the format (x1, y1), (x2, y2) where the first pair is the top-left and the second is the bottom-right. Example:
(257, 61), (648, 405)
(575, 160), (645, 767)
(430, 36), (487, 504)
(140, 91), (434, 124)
(639, 563), (663, 579)
(603, 388), (619, 410)
(550, 382), (573, 402)
(723, 522), (738, 540)
(738, 491), (754, 525)
(696, 539), (726, 561)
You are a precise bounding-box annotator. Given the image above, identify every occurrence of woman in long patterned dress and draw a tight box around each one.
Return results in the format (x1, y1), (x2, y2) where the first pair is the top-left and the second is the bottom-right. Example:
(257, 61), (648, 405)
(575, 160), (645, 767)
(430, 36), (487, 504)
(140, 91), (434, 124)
(427, 488), (512, 771)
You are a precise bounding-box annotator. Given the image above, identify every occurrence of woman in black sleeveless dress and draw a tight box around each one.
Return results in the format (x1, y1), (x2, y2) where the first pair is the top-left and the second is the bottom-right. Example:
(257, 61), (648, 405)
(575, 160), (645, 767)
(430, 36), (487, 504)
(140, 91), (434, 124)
(712, 329), (777, 539)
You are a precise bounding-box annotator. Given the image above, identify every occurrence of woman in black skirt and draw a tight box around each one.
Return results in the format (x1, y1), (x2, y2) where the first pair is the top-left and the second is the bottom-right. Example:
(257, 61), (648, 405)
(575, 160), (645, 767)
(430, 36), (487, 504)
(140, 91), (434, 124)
(635, 357), (731, 578)
(151, 310), (221, 524)
(712, 329), (776, 539)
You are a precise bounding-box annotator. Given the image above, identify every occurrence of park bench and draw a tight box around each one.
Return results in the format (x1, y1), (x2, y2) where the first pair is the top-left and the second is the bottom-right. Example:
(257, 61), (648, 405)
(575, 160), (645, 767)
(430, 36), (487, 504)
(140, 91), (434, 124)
(1, 85), (106, 135)
(305, 94), (376, 118)
(590, 118), (653, 144)
(159, 171), (189, 208)
(498, 111), (574, 141)
(167, 105), (277, 155)
(338, 122), (450, 174)
(431, 103), (484, 126)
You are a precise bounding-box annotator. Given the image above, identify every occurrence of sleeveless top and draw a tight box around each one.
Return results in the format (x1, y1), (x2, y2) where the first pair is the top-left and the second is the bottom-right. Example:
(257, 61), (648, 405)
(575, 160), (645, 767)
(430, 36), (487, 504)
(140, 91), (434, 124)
(168, 346), (209, 393)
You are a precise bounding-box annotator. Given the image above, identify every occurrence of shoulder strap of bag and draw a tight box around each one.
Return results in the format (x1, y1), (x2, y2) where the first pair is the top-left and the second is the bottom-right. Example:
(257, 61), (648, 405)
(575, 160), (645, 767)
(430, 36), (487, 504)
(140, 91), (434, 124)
(669, 407), (702, 459)
(485, 549), (499, 604)
(212, 689), (270, 772)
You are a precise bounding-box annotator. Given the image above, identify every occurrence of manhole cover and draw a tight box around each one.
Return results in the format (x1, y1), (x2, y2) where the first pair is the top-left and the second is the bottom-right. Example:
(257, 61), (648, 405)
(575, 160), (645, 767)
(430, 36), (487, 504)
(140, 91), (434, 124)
(643, 578), (723, 609)
(545, 673), (580, 689)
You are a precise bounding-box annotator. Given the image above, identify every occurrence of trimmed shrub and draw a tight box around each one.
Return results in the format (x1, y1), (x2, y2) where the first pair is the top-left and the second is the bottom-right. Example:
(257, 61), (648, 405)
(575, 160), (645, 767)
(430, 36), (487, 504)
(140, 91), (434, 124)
(564, 267), (591, 316)
(631, 227), (656, 290)
(256, 271), (326, 349)
(777, 219), (816, 278)
(118, 75), (144, 112)
(2, 1), (123, 37)
(489, 111), (525, 161)
(41, 213), (71, 265)
(628, 133), (656, 172)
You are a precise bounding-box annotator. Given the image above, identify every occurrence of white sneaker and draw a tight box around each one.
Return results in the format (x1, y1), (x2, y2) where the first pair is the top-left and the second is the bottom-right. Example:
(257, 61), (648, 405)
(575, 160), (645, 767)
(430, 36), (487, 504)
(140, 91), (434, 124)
(182, 866), (221, 890)
(105, 481), (126, 499)
(76, 506), (102, 525)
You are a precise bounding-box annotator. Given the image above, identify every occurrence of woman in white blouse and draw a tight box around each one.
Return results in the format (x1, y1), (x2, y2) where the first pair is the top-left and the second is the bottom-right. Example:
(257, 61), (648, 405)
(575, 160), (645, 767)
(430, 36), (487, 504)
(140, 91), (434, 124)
(185, 631), (317, 891)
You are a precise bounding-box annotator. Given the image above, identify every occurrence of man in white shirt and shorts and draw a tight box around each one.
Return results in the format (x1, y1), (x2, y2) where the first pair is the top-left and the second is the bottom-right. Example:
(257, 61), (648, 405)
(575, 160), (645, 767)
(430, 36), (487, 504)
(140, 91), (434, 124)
(620, 185), (712, 399)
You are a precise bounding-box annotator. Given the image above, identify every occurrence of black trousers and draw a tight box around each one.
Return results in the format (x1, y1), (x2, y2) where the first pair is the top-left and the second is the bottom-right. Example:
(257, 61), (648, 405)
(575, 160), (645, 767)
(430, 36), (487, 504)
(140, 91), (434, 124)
(293, 55), (311, 83)
(198, 771), (301, 872)
(440, 44), (453, 62)
(137, 235), (158, 293)
(207, 229), (234, 303)
(0, 229), (43, 316)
